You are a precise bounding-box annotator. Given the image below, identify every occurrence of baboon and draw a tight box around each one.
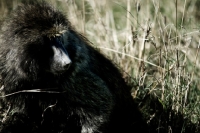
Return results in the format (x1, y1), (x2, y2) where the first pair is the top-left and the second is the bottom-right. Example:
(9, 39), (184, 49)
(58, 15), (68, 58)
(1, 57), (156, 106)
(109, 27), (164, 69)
(0, 1), (148, 133)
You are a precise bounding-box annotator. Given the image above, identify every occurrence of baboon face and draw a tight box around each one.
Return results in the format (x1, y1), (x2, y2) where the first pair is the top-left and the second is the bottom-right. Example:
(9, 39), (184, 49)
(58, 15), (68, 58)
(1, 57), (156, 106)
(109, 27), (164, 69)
(2, 3), (73, 76)
(43, 34), (71, 74)
(23, 31), (72, 75)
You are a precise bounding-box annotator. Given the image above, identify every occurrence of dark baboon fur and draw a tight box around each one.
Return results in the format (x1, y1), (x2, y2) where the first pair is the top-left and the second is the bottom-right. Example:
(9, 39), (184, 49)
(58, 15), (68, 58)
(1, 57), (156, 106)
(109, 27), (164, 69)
(0, 1), (148, 133)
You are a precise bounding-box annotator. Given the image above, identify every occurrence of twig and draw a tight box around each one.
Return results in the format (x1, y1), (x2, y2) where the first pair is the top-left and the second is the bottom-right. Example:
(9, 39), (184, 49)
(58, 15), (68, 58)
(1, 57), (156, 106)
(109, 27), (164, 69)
(0, 88), (62, 98)
(98, 46), (165, 70)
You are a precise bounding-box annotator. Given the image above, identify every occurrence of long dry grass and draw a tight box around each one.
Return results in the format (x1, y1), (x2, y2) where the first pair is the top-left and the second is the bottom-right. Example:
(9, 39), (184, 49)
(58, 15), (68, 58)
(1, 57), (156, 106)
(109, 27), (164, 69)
(0, 0), (200, 132)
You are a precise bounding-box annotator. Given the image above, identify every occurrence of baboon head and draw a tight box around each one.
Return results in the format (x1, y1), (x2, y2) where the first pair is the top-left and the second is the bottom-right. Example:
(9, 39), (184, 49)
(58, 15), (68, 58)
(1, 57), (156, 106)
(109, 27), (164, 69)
(0, 2), (74, 79)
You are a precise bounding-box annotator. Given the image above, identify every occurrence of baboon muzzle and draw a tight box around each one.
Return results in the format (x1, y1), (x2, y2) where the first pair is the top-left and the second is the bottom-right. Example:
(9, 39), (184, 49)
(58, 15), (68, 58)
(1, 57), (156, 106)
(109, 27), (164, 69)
(50, 36), (71, 73)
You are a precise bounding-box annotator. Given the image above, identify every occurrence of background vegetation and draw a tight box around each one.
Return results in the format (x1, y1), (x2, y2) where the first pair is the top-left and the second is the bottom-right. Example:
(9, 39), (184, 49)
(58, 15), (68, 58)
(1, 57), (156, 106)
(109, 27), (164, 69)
(0, 0), (200, 132)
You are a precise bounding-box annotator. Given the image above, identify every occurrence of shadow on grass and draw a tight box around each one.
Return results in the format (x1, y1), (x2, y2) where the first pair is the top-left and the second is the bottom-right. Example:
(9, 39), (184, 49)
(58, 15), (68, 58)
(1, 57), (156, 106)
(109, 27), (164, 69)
(138, 93), (200, 133)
